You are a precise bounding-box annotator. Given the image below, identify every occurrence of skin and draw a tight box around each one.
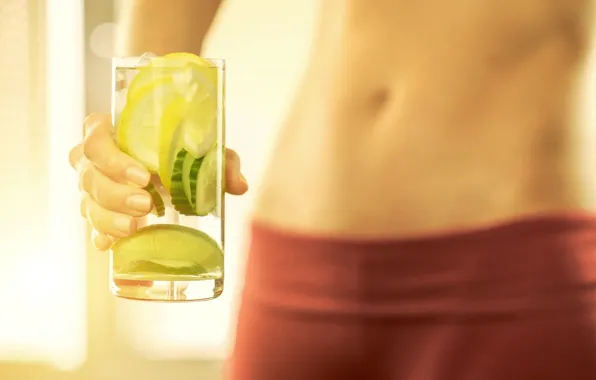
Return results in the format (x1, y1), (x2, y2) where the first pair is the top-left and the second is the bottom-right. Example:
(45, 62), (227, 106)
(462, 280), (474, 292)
(72, 0), (595, 245)
(70, 0), (244, 251)
(69, 113), (247, 251)
(70, 1), (596, 377)
(252, 0), (594, 237)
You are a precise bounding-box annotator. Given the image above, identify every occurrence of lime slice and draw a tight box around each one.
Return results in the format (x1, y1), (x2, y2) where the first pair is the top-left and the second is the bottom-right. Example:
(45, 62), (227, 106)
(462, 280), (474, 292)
(144, 181), (165, 217)
(170, 149), (200, 215)
(193, 145), (220, 216)
(126, 259), (207, 276)
(117, 76), (180, 172)
(111, 224), (224, 276)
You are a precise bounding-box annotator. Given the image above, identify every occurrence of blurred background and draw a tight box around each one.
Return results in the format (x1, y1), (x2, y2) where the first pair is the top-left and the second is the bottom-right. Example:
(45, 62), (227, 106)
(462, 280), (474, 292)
(0, 0), (318, 378)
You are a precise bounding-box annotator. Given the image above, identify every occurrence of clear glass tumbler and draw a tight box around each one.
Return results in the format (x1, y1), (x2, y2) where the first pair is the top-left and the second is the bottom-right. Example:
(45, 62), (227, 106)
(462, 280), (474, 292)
(110, 53), (225, 302)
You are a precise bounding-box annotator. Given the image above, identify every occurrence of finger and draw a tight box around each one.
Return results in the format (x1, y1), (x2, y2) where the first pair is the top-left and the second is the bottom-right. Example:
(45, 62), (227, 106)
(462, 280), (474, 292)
(81, 193), (137, 238)
(82, 113), (151, 187)
(83, 113), (113, 137)
(225, 148), (249, 195)
(69, 143), (84, 171)
(79, 164), (153, 217)
(91, 229), (114, 251)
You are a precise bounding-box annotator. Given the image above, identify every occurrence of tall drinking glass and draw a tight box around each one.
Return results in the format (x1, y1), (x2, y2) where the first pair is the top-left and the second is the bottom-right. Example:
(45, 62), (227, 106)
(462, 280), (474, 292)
(110, 53), (225, 302)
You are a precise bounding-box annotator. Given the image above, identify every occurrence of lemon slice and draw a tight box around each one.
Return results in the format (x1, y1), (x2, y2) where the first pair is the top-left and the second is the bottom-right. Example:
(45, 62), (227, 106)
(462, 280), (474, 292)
(152, 54), (218, 158)
(116, 76), (180, 172)
(111, 224), (224, 278)
(180, 81), (218, 159)
(158, 83), (217, 191)
(127, 53), (215, 102)
(161, 53), (214, 67)
(157, 97), (190, 191)
(119, 52), (219, 179)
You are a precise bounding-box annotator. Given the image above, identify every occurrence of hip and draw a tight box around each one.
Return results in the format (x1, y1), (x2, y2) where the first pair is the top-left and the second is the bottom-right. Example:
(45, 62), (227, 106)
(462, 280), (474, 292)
(229, 213), (596, 379)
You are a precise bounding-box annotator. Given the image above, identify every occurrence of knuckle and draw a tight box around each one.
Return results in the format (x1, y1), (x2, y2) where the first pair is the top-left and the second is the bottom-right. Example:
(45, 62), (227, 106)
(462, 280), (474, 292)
(82, 133), (99, 161)
(69, 144), (83, 169)
(83, 113), (111, 136)
(93, 173), (128, 210)
(88, 207), (109, 235)
(94, 181), (118, 209)
(83, 196), (110, 235)
(225, 148), (239, 162)
(104, 154), (125, 177)
(78, 164), (95, 193)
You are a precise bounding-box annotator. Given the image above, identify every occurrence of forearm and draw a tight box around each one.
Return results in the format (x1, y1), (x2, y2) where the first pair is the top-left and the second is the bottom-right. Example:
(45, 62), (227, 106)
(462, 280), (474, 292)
(115, 0), (222, 56)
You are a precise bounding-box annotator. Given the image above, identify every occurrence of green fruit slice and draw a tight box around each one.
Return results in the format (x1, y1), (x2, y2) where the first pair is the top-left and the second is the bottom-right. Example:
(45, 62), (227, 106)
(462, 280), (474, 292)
(126, 259), (206, 276)
(144, 181), (165, 217)
(183, 150), (202, 205)
(170, 149), (199, 215)
(112, 224), (224, 277)
(193, 145), (220, 216)
(158, 95), (217, 192)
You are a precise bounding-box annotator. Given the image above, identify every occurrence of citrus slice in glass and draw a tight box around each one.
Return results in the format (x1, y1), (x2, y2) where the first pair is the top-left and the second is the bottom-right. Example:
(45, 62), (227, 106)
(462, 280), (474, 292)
(116, 76), (180, 172)
(111, 224), (223, 279)
(157, 76), (217, 190)
(127, 53), (216, 102)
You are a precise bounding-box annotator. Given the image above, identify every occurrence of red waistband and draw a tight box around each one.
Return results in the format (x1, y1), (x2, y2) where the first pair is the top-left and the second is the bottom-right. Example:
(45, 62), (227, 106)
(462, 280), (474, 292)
(242, 213), (596, 318)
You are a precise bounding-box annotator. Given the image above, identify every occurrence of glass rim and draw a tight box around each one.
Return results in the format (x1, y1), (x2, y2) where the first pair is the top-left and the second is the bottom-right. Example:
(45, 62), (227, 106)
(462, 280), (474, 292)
(112, 54), (225, 68)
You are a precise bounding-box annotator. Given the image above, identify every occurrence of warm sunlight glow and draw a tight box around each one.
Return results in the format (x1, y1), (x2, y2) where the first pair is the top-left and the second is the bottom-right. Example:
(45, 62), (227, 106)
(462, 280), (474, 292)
(45, 0), (87, 371)
(0, 0), (86, 371)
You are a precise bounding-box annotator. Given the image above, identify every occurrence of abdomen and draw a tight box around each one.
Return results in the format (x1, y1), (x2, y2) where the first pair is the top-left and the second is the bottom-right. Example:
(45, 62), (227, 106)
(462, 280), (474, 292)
(253, 0), (594, 238)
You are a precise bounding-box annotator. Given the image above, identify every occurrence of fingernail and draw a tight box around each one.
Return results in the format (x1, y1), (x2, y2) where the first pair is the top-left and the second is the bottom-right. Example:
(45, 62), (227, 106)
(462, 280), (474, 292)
(126, 194), (152, 212)
(126, 166), (151, 187)
(113, 215), (133, 235)
(240, 173), (248, 186)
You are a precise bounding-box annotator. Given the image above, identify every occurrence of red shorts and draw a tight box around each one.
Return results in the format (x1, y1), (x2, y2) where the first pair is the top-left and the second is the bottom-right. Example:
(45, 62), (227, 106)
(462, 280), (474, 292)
(228, 213), (596, 380)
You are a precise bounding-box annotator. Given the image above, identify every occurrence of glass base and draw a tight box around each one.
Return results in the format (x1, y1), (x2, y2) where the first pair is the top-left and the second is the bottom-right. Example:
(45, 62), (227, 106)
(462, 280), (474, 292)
(110, 276), (223, 302)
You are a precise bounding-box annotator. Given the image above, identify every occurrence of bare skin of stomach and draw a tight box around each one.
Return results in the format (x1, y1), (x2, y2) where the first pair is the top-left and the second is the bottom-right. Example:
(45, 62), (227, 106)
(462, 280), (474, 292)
(251, 0), (595, 238)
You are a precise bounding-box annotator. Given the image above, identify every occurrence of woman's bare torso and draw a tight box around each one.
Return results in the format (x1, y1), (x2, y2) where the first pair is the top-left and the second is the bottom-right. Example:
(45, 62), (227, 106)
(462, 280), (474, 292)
(253, 0), (595, 237)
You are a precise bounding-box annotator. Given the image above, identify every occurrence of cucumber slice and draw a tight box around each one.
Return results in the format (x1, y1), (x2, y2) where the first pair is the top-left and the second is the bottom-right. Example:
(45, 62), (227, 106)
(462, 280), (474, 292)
(158, 96), (216, 191)
(193, 145), (220, 216)
(144, 181), (165, 217)
(182, 151), (202, 204)
(112, 224), (224, 277)
(170, 149), (197, 215)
